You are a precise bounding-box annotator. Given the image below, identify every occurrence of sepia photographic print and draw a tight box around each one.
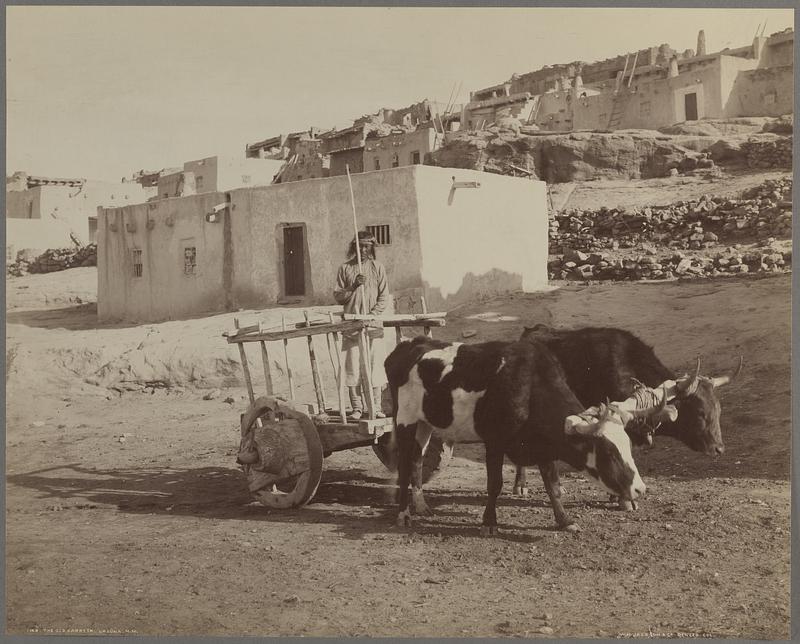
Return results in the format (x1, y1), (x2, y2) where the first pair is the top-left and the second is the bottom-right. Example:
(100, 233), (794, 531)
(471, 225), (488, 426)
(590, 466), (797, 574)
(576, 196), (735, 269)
(5, 3), (795, 639)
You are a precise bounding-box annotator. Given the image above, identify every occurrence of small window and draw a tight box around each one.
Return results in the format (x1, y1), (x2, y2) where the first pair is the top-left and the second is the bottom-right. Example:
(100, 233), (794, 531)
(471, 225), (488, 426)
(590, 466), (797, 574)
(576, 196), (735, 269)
(132, 249), (143, 278)
(639, 100), (651, 116)
(241, 175), (251, 184)
(184, 246), (196, 275)
(411, 151), (421, 164)
(367, 224), (391, 245)
(27, 202), (33, 219)
(374, 158), (381, 170)
(196, 176), (204, 190)
(392, 153), (399, 168)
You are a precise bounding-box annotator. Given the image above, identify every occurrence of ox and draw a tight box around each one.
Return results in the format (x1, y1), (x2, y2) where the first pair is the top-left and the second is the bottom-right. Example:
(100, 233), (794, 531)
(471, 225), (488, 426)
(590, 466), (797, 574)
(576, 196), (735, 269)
(513, 324), (742, 496)
(385, 336), (673, 533)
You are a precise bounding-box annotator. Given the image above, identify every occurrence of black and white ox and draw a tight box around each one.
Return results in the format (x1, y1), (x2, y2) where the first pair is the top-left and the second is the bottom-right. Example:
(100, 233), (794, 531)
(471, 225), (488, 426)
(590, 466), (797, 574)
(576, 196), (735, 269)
(385, 336), (675, 533)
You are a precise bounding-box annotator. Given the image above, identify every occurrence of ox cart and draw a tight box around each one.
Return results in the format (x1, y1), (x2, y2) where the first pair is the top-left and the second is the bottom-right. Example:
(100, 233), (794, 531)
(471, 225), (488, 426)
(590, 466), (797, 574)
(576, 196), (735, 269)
(224, 311), (445, 508)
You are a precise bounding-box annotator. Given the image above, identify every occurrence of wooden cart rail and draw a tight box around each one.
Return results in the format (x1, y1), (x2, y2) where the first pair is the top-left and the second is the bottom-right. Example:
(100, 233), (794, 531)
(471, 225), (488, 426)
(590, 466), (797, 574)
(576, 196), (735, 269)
(224, 312), (446, 424)
(226, 311), (446, 509)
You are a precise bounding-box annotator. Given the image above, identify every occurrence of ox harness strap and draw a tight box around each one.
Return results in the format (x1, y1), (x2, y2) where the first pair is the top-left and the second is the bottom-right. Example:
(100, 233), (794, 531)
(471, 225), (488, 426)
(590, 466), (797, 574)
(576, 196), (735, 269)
(628, 380), (666, 437)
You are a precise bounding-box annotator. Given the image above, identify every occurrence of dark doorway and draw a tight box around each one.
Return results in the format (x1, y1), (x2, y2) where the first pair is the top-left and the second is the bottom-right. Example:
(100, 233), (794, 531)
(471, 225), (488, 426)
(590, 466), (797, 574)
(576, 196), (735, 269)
(684, 93), (698, 121)
(283, 226), (305, 296)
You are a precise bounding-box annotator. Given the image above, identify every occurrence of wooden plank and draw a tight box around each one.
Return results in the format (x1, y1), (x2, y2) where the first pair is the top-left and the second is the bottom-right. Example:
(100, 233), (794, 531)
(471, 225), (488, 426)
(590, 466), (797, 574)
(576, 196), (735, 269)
(421, 297), (433, 338)
(227, 320), (379, 343)
(329, 312), (348, 426)
(304, 310), (327, 414)
(383, 319), (446, 328)
(281, 315), (295, 400)
(343, 312), (446, 321)
(316, 426), (374, 454)
(357, 330), (376, 418)
(316, 417), (394, 452)
(234, 319), (256, 406)
(260, 341), (274, 396)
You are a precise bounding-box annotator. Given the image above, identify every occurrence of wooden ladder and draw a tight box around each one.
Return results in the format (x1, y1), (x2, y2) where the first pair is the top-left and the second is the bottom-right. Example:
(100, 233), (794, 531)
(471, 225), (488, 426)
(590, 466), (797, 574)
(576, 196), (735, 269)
(607, 93), (629, 130)
(607, 51), (638, 130)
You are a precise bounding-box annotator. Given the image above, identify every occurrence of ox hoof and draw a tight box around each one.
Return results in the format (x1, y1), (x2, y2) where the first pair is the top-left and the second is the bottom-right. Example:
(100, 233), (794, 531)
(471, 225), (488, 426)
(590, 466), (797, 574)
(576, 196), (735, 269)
(618, 500), (637, 511)
(480, 525), (499, 537)
(412, 503), (434, 516)
(561, 522), (581, 533)
(396, 511), (413, 528)
(512, 486), (530, 497)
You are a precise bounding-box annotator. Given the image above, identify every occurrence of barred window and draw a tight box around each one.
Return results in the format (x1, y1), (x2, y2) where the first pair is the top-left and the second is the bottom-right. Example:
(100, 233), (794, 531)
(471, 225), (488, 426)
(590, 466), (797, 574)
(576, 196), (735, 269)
(411, 151), (421, 164)
(367, 224), (391, 245)
(184, 247), (197, 275)
(132, 249), (143, 277)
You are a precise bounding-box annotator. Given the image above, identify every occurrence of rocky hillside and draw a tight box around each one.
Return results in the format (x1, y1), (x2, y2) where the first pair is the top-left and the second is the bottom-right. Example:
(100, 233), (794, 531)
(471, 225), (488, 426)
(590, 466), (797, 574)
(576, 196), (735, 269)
(427, 116), (792, 183)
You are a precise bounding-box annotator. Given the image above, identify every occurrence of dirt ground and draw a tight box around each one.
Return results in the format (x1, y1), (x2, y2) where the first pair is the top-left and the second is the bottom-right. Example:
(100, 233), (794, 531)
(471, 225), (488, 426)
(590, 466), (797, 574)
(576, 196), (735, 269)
(6, 253), (791, 638)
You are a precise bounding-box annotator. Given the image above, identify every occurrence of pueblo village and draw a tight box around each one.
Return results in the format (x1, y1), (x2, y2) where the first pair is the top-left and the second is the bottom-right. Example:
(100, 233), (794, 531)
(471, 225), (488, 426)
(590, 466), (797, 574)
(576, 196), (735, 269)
(5, 7), (794, 639)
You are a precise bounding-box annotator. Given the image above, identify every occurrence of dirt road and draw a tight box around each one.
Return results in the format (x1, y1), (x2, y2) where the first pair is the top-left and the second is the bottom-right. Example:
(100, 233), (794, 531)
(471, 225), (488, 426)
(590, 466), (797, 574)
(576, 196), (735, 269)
(5, 267), (790, 638)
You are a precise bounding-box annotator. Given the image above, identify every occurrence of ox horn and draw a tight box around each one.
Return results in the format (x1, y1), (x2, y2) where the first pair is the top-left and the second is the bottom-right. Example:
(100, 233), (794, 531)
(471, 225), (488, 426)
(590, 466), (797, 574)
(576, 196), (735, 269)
(676, 357), (701, 396)
(710, 356), (744, 388)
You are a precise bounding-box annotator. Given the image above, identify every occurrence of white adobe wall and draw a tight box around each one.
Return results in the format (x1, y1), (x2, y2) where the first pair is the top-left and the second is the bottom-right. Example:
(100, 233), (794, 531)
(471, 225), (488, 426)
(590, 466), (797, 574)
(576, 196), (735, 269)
(412, 165), (548, 311)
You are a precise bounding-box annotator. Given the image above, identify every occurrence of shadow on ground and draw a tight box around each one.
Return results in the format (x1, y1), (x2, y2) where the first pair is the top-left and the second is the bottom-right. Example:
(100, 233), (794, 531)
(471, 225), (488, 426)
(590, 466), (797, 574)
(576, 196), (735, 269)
(7, 462), (585, 543)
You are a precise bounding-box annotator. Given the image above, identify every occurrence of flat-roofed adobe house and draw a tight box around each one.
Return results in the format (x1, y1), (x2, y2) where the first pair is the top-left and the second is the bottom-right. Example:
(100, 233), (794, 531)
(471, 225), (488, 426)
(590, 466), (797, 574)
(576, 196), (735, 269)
(97, 165), (548, 323)
(6, 172), (149, 257)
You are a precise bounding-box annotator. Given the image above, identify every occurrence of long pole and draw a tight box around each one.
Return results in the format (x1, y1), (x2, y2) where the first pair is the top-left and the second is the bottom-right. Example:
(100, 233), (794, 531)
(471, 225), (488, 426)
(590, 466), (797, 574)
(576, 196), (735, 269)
(344, 164), (375, 418)
(345, 164), (364, 311)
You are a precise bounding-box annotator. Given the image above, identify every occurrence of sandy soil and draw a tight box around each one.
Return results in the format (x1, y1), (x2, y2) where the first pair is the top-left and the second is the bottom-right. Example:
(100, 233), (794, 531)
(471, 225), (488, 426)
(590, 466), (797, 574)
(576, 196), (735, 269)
(5, 254), (791, 637)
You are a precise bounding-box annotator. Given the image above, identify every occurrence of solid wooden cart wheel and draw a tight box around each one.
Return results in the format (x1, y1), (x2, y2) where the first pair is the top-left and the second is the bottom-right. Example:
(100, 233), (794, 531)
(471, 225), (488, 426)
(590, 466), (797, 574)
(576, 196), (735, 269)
(372, 430), (452, 484)
(240, 396), (324, 509)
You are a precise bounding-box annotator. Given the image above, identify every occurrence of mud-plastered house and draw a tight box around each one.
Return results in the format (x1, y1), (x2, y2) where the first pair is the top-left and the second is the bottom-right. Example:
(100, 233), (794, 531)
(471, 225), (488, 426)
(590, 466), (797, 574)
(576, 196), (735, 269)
(5, 172), (151, 258)
(463, 28), (793, 132)
(97, 165), (547, 323)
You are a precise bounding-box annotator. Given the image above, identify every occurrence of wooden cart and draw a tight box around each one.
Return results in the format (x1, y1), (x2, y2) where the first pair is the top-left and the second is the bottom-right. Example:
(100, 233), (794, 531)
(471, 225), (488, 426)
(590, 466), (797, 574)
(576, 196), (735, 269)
(224, 311), (445, 508)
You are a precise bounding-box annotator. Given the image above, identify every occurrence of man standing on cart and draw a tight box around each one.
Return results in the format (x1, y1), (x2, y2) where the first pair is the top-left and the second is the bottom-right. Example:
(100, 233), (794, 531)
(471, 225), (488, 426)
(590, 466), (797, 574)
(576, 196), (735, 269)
(333, 230), (389, 420)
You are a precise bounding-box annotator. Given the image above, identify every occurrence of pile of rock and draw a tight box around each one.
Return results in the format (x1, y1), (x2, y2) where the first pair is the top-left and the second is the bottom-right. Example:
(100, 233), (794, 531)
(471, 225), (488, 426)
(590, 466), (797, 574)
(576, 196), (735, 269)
(7, 244), (97, 277)
(742, 136), (793, 168)
(548, 177), (793, 282)
(549, 246), (792, 281)
(550, 178), (793, 253)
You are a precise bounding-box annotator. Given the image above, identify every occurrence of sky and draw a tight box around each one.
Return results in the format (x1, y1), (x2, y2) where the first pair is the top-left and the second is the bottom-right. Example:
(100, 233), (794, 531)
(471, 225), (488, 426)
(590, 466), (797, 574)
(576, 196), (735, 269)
(6, 5), (795, 182)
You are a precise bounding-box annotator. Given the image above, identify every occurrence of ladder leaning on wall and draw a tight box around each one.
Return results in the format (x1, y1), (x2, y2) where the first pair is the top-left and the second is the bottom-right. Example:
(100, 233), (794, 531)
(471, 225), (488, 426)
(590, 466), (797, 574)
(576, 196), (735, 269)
(607, 50), (639, 130)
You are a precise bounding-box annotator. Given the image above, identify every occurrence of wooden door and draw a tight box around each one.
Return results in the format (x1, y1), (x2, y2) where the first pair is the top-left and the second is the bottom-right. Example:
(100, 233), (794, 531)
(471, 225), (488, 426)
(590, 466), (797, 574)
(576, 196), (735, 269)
(283, 226), (305, 296)
(684, 93), (698, 121)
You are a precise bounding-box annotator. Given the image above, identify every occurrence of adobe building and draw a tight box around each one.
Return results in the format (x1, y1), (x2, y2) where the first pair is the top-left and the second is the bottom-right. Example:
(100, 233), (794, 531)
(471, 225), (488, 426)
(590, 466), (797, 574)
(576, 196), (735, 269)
(363, 126), (439, 171)
(156, 155), (284, 199)
(97, 165), (548, 323)
(6, 172), (149, 254)
(468, 28), (793, 132)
